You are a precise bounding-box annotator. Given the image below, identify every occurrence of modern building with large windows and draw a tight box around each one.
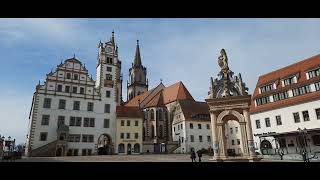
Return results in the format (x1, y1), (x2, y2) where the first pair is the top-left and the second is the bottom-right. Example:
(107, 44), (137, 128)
(250, 54), (320, 158)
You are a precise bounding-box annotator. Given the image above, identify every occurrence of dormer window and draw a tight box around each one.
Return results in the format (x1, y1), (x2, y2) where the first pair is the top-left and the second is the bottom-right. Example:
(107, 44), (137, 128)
(283, 76), (295, 86)
(260, 83), (274, 93)
(307, 68), (320, 79)
(256, 96), (270, 106)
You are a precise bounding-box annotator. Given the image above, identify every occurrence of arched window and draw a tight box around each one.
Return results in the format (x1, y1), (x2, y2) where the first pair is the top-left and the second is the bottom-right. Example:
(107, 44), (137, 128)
(118, 143), (125, 153)
(159, 109), (163, 120)
(131, 75), (134, 84)
(134, 143), (140, 153)
(164, 111), (168, 121)
(151, 109), (154, 120)
(143, 127), (146, 141)
(151, 125), (155, 138)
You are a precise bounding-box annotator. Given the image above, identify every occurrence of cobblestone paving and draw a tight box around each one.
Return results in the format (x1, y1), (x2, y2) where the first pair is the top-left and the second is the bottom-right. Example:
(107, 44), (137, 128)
(16, 154), (211, 162)
(14, 154), (313, 162)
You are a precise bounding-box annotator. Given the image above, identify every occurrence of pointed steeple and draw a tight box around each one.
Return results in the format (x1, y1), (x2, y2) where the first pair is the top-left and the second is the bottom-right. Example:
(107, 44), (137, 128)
(111, 30), (115, 45)
(134, 40), (142, 66)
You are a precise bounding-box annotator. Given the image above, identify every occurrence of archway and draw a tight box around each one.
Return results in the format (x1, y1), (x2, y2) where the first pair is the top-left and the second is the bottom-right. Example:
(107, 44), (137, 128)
(260, 140), (272, 155)
(127, 144), (132, 155)
(97, 134), (113, 155)
(118, 143), (125, 154)
(134, 143), (140, 153)
(56, 147), (63, 156)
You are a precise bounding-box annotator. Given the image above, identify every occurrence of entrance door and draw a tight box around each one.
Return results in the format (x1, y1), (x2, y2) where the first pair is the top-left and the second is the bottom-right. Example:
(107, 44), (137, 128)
(56, 148), (63, 156)
(127, 144), (132, 155)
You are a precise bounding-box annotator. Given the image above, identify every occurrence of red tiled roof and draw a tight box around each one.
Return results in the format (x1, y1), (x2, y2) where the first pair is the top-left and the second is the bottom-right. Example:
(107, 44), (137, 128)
(179, 100), (210, 121)
(124, 81), (194, 108)
(250, 54), (320, 114)
(116, 106), (143, 118)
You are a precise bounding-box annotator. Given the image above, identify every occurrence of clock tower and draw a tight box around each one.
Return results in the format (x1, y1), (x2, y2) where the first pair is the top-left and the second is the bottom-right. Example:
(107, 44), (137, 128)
(127, 40), (148, 101)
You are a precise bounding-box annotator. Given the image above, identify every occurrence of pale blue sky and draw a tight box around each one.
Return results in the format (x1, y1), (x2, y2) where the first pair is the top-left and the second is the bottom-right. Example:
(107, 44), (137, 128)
(0, 18), (320, 144)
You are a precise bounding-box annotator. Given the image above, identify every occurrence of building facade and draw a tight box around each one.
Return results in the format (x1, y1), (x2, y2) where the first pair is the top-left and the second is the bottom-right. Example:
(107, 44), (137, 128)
(25, 32), (122, 156)
(250, 54), (320, 158)
(116, 106), (143, 154)
(172, 100), (212, 153)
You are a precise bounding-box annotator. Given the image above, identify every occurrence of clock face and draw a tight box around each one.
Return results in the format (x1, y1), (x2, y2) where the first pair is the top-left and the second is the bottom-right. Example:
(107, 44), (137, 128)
(107, 47), (112, 53)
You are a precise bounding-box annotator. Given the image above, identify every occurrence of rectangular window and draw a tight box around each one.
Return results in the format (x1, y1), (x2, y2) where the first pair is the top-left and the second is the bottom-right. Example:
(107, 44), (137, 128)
(90, 118), (95, 127)
(235, 127), (238, 133)
(292, 85), (311, 96)
(40, 132), (47, 141)
(58, 116), (65, 126)
(293, 112), (300, 123)
(283, 76), (295, 86)
(83, 118), (89, 127)
(121, 120), (124, 126)
(41, 115), (50, 126)
(237, 139), (240, 145)
(106, 74), (112, 80)
(74, 74), (78, 80)
(104, 119), (110, 128)
(127, 133), (130, 139)
(106, 90), (111, 98)
(69, 116), (75, 126)
(308, 68), (320, 79)
(87, 102), (94, 112)
(58, 99), (66, 109)
(302, 111), (310, 121)
(174, 126), (175, 132)
(135, 120), (138, 126)
(230, 128), (233, 134)
(273, 91), (289, 102)
(207, 136), (211, 142)
(316, 108), (320, 120)
(178, 125), (180, 130)
(256, 96), (270, 106)
(181, 124), (183, 130)
(232, 139), (235, 145)
(315, 82), (320, 91)
(80, 87), (84, 94)
(206, 124), (210, 130)
(66, 73), (71, 79)
(65, 86), (70, 93)
(120, 133), (124, 139)
(127, 120), (130, 126)
(255, 120), (261, 129)
(88, 149), (92, 155)
(68, 134), (80, 142)
(76, 117), (82, 126)
(89, 135), (94, 142)
(260, 84), (273, 93)
(265, 118), (271, 127)
(57, 84), (63, 92)
(199, 136), (203, 142)
(73, 101), (80, 110)
(135, 133), (138, 139)
(190, 123), (193, 129)
(105, 104), (110, 113)
(276, 115), (282, 125)
(198, 124), (202, 129)
(190, 135), (194, 142)
(82, 135), (88, 142)
(43, 98), (51, 108)
(72, 87), (77, 93)
(106, 66), (112, 72)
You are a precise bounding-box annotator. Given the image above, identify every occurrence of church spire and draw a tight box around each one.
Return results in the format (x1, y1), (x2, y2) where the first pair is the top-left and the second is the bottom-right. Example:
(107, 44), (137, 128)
(134, 40), (142, 66)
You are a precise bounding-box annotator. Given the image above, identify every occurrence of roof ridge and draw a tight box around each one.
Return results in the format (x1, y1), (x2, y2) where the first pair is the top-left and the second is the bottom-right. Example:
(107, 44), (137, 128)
(140, 83), (165, 105)
(259, 54), (320, 78)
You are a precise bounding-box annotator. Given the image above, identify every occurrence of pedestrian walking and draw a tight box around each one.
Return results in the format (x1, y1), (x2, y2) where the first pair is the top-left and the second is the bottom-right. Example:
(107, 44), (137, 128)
(190, 149), (196, 162)
(197, 150), (202, 162)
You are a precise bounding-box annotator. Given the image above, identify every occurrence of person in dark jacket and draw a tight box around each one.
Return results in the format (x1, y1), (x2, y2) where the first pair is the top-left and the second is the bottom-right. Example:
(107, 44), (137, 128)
(197, 150), (202, 162)
(190, 150), (196, 162)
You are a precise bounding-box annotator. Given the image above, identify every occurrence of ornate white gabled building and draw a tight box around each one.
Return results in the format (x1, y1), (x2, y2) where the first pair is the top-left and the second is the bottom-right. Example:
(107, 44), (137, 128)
(26, 32), (123, 157)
